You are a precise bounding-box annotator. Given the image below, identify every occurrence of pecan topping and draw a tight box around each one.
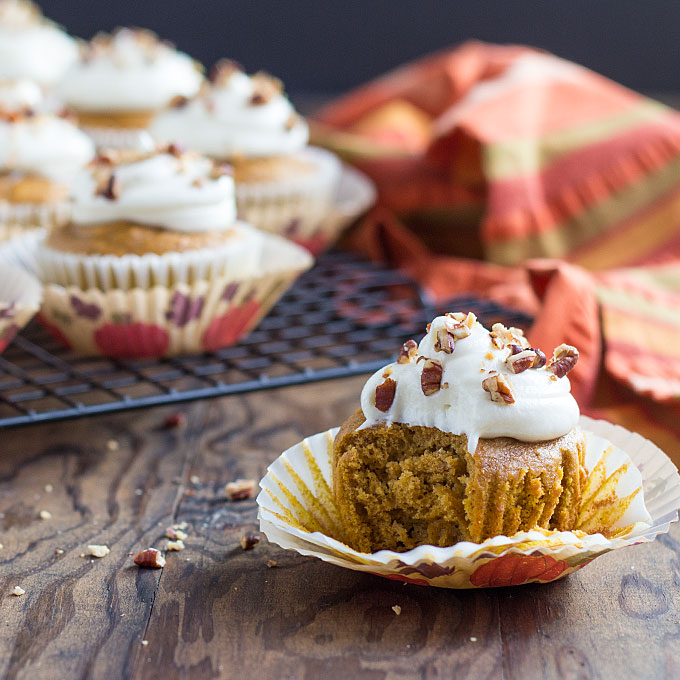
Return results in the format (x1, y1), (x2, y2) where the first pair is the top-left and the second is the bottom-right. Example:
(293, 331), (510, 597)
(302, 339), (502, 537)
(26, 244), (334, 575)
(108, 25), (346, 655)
(240, 532), (261, 550)
(166, 526), (188, 541)
(549, 344), (579, 378)
(96, 174), (119, 200)
(210, 58), (242, 85)
(249, 72), (283, 105)
(446, 311), (477, 331)
(165, 142), (184, 157)
(397, 339), (417, 364)
(133, 548), (165, 568)
(482, 373), (516, 404)
(224, 478), (257, 501)
(434, 328), (455, 354)
(169, 95), (190, 109)
(375, 378), (397, 412)
(420, 359), (443, 396)
(506, 348), (538, 374)
(490, 323), (529, 350)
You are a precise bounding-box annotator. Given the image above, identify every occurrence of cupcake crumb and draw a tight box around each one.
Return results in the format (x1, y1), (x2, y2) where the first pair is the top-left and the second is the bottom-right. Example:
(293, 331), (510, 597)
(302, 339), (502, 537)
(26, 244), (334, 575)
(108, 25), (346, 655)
(470, 636), (477, 642)
(107, 439), (119, 451)
(240, 533), (260, 550)
(266, 559), (278, 568)
(87, 544), (110, 558)
(44, 484), (54, 493)
(224, 479), (256, 501)
(167, 540), (185, 551)
(39, 510), (52, 520)
(11, 586), (25, 597)
(392, 605), (401, 615)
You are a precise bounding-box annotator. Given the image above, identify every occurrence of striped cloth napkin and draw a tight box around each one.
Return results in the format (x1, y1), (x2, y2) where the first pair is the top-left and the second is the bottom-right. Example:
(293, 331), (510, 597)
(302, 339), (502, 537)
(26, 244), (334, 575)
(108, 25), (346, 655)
(313, 42), (680, 461)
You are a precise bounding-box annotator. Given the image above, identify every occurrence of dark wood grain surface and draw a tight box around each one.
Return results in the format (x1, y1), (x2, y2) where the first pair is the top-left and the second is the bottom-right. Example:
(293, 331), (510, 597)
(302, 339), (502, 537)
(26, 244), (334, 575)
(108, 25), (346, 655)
(1, 376), (679, 680)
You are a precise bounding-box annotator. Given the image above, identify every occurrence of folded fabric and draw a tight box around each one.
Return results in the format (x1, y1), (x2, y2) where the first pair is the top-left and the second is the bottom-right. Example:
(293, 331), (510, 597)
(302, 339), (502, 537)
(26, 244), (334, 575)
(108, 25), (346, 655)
(315, 41), (680, 268)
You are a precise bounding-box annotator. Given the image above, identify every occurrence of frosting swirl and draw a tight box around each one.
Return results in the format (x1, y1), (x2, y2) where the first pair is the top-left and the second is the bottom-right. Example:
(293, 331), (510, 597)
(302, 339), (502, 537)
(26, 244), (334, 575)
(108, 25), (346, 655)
(57, 28), (203, 112)
(0, 107), (95, 183)
(360, 314), (580, 453)
(150, 60), (308, 158)
(71, 148), (238, 232)
(0, 0), (78, 87)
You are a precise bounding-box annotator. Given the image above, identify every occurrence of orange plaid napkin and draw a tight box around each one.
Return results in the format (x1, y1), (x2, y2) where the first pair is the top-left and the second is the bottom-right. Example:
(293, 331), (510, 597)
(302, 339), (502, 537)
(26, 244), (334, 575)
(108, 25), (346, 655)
(313, 42), (680, 462)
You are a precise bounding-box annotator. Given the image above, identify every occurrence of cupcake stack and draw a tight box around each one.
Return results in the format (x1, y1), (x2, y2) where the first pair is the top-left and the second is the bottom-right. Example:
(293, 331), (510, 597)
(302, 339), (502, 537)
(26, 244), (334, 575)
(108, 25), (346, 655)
(0, 0), (373, 357)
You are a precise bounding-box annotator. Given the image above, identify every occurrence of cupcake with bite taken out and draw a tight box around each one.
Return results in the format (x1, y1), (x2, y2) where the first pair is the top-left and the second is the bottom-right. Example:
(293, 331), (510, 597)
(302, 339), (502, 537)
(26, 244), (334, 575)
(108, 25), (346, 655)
(57, 27), (204, 150)
(0, 0), (77, 90)
(150, 60), (342, 252)
(0, 79), (94, 239)
(26, 144), (312, 357)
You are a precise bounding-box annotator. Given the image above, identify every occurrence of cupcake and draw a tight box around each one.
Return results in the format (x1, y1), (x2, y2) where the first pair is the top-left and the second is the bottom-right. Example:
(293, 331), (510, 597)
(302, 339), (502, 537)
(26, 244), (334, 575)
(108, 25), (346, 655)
(28, 145), (312, 356)
(333, 313), (590, 552)
(0, 0), (77, 89)
(0, 79), (94, 239)
(57, 28), (203, 149)
(150, 60), (342, 251)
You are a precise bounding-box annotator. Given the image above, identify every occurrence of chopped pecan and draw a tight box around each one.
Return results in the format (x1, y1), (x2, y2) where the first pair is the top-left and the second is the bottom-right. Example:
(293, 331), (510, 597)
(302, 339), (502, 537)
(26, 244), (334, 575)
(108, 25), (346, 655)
(169, 95), (189, 108)
(240, 533), (260, 550)
(420, 359), (443, 396)
(96, 174), (119, 201)
(397, 339), (418, 364)
(249, 72), (283, 105)
(446, 311), (476, 331)
(375, 378), (397, 412)
(165, 143), (184, 157)
(490, 323), (529, 350)
(165, 526), (188, 541)
(210, 58), (242, 85)
(133, 548), (165, 568)
(482, 373), (516, 404)
(506, 348), (538, 374)
(549, 344), (579, 378)
(224, 478), (257, 501)
(434, 328), (455, 354)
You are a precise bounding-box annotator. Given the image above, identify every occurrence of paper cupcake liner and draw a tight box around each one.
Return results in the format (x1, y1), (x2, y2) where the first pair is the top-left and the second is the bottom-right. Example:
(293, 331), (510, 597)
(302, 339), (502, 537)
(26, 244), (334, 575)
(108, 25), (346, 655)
(33, 221), (265, 292)
(80, 125), (155, 151)
(33, 234), (312, 357)
(258, 416), (680, 589)
(0, 257), (42, 354)
(236, 146), (364, 255)
(0, 200), (71, 236)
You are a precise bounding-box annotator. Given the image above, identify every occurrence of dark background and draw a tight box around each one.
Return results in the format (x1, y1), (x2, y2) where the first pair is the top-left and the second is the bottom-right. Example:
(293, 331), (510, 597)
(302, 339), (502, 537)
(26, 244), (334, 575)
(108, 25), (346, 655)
(40, 0), (680, 97)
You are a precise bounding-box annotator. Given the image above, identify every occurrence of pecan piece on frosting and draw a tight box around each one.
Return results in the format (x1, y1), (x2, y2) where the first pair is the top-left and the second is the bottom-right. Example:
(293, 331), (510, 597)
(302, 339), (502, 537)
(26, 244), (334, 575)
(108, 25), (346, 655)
(490, 323), (529, 350)
(96, 174), (119, 201)
(249, 72), (283, 105)
(397, 339), (418, 364)
(375, 378), (397, 412)
(482, 373), (516, 404)
(446, 312), (476, 334)
(434, 328), (455, 354)
(420, 359), (443, 396)
(548, 344), (579, 378)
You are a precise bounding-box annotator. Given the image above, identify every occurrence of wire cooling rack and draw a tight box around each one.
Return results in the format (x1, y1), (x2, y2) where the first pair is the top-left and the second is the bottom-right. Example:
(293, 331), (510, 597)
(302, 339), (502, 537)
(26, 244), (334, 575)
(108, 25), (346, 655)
(0, 252), (531, 427)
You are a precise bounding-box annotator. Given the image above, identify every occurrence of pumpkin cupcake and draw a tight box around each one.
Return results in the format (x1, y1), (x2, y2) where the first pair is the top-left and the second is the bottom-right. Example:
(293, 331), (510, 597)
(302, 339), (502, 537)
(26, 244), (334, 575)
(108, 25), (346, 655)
(57, 27), (203, 150)
(333, 313), (589, 552)
(150, 60), (342, 251)
(0, 0), (77, 89)
(0, 79), (94, 240)
(29, 145), (312, 357)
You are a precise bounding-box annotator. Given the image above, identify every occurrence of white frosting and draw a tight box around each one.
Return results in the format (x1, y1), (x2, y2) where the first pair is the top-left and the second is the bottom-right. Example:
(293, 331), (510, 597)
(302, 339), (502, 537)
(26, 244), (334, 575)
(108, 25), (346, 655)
(150, 69), (309, 158)
(360, 315), (580, 453)
(0, 79), (42, 110)
(0, 113), (95, 182)
(0, 1), (78, 87)
(71, 152), (238, 232)
(57, 28), (203, 112)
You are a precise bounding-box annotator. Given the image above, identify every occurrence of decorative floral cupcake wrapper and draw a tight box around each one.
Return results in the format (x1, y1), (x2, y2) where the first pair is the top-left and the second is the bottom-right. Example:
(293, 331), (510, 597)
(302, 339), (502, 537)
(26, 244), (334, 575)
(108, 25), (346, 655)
(258, 416), (680, 589)
(80, 125), (155, 151)
(14, 233), (312, 357)
(34, 221), (265, 292)
(0, 257), (42, 354)
(0, 200), (71, 236)
(235, 147), (374, 255)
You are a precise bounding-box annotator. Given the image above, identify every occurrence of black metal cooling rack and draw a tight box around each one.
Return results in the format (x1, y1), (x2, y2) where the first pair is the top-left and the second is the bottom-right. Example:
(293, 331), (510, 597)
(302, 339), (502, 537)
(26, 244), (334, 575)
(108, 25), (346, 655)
(0, 252), (532, 427)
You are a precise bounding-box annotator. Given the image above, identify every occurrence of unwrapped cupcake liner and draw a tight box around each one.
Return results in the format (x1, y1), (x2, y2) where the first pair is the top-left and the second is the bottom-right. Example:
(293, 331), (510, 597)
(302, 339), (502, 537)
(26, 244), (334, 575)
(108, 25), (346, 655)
(236, 146), (371, 255)
(34, 221), (265, 291)
(0, 200), (71, 240)
(258, 416), (680, 589)
(30, 233), (312, 357)
(80, 125), (155, 151)
(0, 257), (42, 354)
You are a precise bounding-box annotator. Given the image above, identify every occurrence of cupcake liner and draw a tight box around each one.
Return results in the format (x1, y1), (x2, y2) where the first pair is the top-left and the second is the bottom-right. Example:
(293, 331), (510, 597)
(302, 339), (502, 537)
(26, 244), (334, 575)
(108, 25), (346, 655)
(0, 200), (71, 239)
(0, 257), (42, 354)
(80, 125), (155, 151)
(236, 146), (372, 255)
(34, 221), (265, 291)
(30, 233), (312, 357)
(258, 416), (680, 589)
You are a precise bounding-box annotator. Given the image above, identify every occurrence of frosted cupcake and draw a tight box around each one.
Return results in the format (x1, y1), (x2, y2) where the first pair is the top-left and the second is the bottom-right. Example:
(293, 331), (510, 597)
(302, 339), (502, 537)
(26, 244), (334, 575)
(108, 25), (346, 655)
(28, 145), (312, 357)
(150, 60), (342, 251)
(0, 79), (94, 239)
(57, 28), (203, 149)
(0, 0), (77, 89)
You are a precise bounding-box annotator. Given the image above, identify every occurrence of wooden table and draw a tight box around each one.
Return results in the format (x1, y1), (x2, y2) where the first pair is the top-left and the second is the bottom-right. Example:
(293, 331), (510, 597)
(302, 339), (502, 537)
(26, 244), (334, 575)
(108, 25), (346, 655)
(1, 375), (679, 679)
